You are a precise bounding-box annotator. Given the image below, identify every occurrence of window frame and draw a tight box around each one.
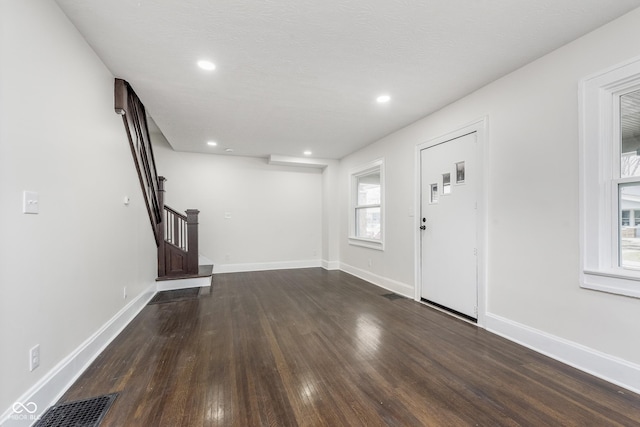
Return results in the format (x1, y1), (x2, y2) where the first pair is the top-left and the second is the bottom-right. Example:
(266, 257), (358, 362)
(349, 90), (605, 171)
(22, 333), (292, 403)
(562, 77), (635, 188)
(349, 159), (385, 250)
(580, 56), (640, 299)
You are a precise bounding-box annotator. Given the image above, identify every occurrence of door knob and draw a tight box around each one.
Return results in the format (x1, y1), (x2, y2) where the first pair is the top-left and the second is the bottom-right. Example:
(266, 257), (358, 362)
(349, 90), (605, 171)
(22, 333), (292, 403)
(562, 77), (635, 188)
(420, 225), (426, 230)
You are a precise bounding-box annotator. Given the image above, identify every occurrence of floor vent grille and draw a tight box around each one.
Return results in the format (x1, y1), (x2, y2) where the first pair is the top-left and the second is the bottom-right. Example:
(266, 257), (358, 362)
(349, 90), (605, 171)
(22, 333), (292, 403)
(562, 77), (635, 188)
(34, 393), (118, 427)
(381, 293), (405, 301)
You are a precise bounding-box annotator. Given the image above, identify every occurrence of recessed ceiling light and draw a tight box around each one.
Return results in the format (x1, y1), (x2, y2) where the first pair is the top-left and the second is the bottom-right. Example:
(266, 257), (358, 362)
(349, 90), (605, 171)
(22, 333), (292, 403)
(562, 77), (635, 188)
(376, 94), (391, 103)
(303, 150), (312, 156)
(197, 60), (216, 71)
(225, 148), (234, 153)
(207, 141), (217, 146)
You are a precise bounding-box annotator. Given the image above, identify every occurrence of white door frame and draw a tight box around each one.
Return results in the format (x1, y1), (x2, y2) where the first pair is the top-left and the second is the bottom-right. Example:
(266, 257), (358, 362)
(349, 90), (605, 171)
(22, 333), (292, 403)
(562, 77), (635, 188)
(414, 117), (488, 327)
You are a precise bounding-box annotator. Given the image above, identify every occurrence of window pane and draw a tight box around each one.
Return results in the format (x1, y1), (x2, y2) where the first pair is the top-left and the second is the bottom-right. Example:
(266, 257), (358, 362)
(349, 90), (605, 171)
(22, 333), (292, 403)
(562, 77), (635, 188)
(456, 161), (465, 183)
(622, 210), (630, 226)
(620, 184), (640, 268)
(356, 207), (381, 240)
(430, 183), (438, 203)
(620, 89), (640, 178)
(357, 172), (380, 205)
(442, 173), (451, 194)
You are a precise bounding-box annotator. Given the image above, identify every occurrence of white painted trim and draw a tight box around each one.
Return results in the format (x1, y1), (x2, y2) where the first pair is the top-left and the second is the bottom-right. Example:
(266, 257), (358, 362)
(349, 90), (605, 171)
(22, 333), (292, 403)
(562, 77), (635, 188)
(347, 237), (384, 251)
(322, 260), (340, 270)
(348, 158), (385, 251)
(340, 262), (414, 298)
(156, 276), (211, 292)
(413, 117), (489, 327)
(213, 259), (321, 274)
(0, 283), (156, 427)
(582, 270), (640, 298)
(268, 154), (330, 169)
(579, 55), (640, 299)
(486, 313), (640, 395)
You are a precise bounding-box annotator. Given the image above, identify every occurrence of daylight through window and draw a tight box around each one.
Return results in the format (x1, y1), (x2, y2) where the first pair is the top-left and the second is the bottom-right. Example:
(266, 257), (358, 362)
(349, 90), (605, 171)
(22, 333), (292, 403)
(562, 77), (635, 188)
(350, 160), (384, 250)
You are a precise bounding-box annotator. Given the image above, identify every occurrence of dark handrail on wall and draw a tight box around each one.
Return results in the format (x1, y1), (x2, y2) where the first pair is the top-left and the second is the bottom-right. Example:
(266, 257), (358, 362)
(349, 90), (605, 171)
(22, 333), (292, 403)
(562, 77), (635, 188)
(114, 78), (161, 246)
(114, 79), (200, 278)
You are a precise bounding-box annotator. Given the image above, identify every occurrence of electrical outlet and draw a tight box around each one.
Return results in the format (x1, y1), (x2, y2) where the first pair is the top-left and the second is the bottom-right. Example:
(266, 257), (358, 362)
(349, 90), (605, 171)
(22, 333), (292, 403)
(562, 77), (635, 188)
(29, 345), (40, 371)
(123, 287), (127, 299)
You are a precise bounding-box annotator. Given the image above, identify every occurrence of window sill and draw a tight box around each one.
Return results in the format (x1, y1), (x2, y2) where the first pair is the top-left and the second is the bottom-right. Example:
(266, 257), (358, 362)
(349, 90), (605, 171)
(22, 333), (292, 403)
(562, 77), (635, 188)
(582, 270), (640, 299)
(348, 237), (384, 251)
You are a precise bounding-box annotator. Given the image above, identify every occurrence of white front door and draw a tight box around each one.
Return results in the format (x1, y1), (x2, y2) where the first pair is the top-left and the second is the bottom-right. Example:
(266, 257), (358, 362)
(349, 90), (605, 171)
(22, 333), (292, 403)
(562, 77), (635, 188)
(420, 132), (477, 319)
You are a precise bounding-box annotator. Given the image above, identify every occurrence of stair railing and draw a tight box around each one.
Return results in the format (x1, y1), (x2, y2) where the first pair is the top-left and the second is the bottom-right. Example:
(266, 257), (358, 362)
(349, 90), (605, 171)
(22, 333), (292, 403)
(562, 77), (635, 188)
(114, 78), (161, 245)
(164, 206), (189, 251)
(115, 78), (200, 278)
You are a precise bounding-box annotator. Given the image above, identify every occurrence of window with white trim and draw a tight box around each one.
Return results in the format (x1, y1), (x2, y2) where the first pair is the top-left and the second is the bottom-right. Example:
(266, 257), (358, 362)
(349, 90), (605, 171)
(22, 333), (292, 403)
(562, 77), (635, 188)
(349, 159), (384, 250)
(580, 57), (640, 298)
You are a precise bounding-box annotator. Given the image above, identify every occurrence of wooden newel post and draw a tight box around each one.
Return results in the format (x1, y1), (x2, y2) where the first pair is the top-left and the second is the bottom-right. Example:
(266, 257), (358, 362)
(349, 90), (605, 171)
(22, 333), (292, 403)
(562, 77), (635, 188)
(158, 176), (166, 207)
(157, 176), (167, 277)
(186, 209), (200, 275)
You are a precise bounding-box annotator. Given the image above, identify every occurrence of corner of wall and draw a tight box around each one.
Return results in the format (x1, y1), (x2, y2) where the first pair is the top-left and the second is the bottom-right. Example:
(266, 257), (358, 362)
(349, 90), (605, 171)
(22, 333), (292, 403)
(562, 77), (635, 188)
(339, 262), (414, 298)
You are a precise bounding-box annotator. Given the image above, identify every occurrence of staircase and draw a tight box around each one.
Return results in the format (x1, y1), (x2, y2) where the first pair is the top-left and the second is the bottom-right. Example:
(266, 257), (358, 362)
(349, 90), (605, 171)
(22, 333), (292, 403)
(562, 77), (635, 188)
(114, 78), (212, 289)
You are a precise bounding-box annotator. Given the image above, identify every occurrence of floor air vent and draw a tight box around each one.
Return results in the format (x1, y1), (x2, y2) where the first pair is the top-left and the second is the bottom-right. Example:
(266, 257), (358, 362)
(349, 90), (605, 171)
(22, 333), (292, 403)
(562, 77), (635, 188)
(148, 288), (200, 305)
(381, 293), (405, 301)
(34, 393), (118, 427)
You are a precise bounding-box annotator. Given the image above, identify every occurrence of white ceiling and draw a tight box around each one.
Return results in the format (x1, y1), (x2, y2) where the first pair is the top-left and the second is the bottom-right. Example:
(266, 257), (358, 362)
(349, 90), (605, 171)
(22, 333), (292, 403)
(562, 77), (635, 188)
(55, 0), (640, 159)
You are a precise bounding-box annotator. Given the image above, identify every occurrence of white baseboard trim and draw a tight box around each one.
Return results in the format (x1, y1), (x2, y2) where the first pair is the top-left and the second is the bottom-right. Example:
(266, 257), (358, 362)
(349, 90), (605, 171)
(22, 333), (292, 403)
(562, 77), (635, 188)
(214, 259), (321, 274)
(156, 276), (211, 292)
(0, 283), (156, 427)
(321, 260), (340, 270)
(485, 313), (640, 395)
(339, 263), (414, 298)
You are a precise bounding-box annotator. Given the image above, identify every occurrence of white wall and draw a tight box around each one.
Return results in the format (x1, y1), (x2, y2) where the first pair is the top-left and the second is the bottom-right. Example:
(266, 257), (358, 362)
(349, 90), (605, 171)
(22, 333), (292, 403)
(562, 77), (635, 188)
(0, 0), (157, 421)
(153, 136), (323, 272)
(340, 142), (417, 296)
(339, 7), (640, 384)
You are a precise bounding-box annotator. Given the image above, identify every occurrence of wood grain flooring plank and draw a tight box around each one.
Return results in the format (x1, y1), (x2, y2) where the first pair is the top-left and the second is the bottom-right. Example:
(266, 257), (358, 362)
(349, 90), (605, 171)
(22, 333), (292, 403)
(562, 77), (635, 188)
(58, 268), (640, 426)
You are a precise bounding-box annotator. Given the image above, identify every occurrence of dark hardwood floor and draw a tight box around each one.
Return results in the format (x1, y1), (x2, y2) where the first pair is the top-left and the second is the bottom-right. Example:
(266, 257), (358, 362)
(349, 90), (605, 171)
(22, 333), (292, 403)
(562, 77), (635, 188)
(61, 268), (640, 426)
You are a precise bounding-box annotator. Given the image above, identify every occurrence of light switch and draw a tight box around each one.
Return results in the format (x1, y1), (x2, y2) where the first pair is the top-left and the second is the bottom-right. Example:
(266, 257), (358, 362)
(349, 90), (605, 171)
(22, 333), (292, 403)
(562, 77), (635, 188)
(23, 191), (39, 214)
